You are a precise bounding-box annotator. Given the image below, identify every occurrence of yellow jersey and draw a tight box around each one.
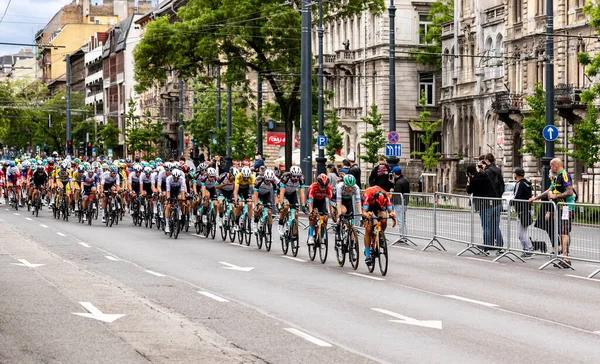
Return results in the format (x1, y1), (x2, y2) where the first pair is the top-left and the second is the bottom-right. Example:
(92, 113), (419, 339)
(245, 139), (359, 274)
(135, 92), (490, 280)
(235, 174), (255, 189)
(53, 169), (73, 183)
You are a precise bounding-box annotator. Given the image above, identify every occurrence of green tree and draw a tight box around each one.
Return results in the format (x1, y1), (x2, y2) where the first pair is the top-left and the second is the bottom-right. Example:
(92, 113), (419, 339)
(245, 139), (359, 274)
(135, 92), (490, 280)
(359, 104), (386, 164)
(413, 0), (454, 70)
(323, 110), (343, 162)
(410, 91), (442, 169)
(125, 98), (164, 158)
(133, 0), (384, 156)
(568, 90), (600, 170)
(520, 84), (546, 160)
(99, 120), (121, 153)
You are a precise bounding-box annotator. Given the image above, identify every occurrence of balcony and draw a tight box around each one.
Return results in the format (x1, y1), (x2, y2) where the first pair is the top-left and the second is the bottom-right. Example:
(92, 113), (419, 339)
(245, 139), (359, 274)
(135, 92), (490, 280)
(85, 92), (103, 106)
(335, 50), (355, 66)
(314, 54), (336, 69)
(441, 21), (454, 39)
(85, 70), (103, 87)
(491, 91), (523, 125)
(336, 107), (362, 120)
(484, 5), (505, 26)
(555, 83), (586, 123)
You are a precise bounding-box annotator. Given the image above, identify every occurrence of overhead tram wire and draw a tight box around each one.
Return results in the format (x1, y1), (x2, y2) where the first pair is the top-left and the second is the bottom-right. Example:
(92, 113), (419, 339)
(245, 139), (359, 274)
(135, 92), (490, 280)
(0, 0), (13, 25)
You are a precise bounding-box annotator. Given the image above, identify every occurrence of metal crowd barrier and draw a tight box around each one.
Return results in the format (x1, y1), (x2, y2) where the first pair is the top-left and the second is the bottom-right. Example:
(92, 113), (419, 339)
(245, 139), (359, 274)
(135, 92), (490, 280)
(423, 193), (472, 253)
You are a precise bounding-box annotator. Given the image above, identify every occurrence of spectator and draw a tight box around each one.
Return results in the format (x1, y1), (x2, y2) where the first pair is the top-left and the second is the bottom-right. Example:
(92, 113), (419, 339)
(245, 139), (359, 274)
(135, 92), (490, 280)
(418, 174), (423, 193)
(483, 153), (505, 197)
(481, 154), (505, 251)
(347, 152), (361, 188)
(338, 167), (349, 177)
(466, 164), (501, 254)
(342, 39), (350, 50)
(369, 157), (393, 191)
(327, 164), (339, 187)
(391, 166), (410, 243)
(199, 153), (206, 163)
(511, 167), (533, 258)
(253, 152), (265, 172)
(213, 155), (227, 175)
(529, 158), (574, 267)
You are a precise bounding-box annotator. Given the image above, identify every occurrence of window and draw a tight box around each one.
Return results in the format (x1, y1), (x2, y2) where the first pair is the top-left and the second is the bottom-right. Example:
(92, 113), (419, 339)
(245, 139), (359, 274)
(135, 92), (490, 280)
(419, 73), (435, 106)
(513, 0), (522, 22)
(536, 0), (545, 15)
(577, 43), (586, 88)
(419, 14), (431, 44)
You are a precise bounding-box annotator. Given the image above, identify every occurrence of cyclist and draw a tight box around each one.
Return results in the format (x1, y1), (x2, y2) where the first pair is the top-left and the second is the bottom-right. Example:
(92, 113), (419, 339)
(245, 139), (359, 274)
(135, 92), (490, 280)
(361, 186), (397, 265)
(306, 173), (333, 246)
(139, 166), (155, 218)
(55, 162), (73, 209)
(196, 167), (219, 224)
(164, 169), (188, 234)
(6, 165), (21, 206)
(252, 168), (277, 233)
(233, 166), (255, 231)
(277, 165), (306, 235)
(128, 164), (143, 214)
(336, 174), (362, 221)
(72, 165), (85, 212)
(215, 167), (236, 226)
(30, 163), (48, 209)
(81, 167), (99, 222)
(99, 165), (121, 223)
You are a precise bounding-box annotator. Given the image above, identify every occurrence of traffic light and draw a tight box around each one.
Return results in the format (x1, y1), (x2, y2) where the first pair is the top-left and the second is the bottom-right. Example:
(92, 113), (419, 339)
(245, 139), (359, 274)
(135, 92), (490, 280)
(86, 142), (92, 157)
(67, 140), (73, 156)
(78, 142), (85, 156)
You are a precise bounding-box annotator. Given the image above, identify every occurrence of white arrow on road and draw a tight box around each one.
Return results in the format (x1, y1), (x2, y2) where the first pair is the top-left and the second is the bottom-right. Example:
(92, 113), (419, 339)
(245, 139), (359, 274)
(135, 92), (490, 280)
(371, 308), (442, 330)
(11, 259), (45, 268)
(72, 302), (125, 323)
(219, 261), (254, 272)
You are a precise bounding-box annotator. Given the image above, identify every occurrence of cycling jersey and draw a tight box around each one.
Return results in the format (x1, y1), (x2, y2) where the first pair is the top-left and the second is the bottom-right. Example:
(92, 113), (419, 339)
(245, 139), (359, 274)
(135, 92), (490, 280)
(157, 171), (168, 191)
(128, 171), (141, 184)
(551, 169), (575, 210)
(199, 175), (218, 190)
(166, 175), (186, 195)
(335, 182), (361, 204)
(362, 186), (393, 211)
(307, 183), (333, 202)
(217, 173), (234, 192)
(31, 171), (48, 187)
(82, 173), (98, 187)
(72, 171), (83, 184)
(235, 174), (255, 189)
(140, 173), (155, 186)
(101, 172), (120, 187)
(55, 170), (72, 183)
(279, 172), (305, 194)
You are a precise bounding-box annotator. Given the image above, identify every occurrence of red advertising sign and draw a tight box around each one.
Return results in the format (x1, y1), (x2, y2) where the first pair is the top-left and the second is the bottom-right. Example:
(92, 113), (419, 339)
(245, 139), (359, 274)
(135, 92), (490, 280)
(266, 133), (299, 147)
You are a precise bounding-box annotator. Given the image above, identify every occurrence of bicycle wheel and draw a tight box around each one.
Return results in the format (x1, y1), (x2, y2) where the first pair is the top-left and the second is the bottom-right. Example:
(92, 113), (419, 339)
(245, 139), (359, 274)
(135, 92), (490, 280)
(174, 215), (181, 239)
(220, 215), (227, 241)
(256, 222), (263, 250)
(281, 229), (289, 255)
(319, 227), (328, 264)
(265, 224), (272, 252)
(228, 215), (236, 242)
(291, 220), (299, 257)
(367, 239), (376, 273)
(209, 213), (216, 239)
(378, 231), (388, 276)
(185, 214), (191, 233)
(308, 233), (317, 261)
(244, 217), (252, 246)
(335, 225), (346, 267)
(237, 216), (245, 244)
(348, 226), (360, 270)
(203, 213), (210, 238)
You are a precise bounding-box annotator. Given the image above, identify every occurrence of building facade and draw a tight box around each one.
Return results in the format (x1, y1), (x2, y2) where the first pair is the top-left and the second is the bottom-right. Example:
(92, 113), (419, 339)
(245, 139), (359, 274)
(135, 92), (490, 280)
(84, 32), (108, 125)
(440, 0), (506, 192)
(312, 1), (441, 186)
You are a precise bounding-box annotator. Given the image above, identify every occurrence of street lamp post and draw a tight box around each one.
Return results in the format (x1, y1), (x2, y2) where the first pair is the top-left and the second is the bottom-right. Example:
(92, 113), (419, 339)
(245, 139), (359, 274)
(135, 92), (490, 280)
(66, 54), (72, 156)
(386, 0), (399, 168)
(178, 77), (184, 158)
(315, 0), (327, 175)
(216, 64), (221, 130)
(257, 72), (263, 156)
(226, 83), (233, 170)
(542, 0), (555, 191)
(300, 0), (313, 184)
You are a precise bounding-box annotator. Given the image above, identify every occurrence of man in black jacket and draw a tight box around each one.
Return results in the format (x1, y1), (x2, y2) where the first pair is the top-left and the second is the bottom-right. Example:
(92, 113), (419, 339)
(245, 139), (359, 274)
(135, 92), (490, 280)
(511, 167), (533, 257)
(369, 157), (393, 191)
(483, 154), (505, 251)
(466, 164), (501, 253)
(390, 166), (409, 243)
(347, 152), (361, 188)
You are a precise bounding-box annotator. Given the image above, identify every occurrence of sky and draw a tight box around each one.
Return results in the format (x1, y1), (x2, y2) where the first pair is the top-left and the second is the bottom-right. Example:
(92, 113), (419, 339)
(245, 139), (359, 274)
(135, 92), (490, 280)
(0, 0), (158, 56)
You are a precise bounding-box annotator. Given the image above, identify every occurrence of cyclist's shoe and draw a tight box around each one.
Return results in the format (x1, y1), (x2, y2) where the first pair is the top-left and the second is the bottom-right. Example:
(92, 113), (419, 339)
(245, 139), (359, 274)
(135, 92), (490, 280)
(218, 216), (223, 227)
(278, 223), (284, 235)
(365, 255), (373, 265)
(101, 216), (106, 223)
(190, 214), (196, 224)
(165, 223), (171, 233)
(252, 221), (257, 233)
(307, 236), (315, 246)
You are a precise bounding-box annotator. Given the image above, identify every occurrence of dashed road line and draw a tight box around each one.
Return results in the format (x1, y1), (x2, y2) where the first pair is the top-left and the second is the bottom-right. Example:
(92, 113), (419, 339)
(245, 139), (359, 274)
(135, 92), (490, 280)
(78, 242), (91, 248)
(391, 246), (414, 251)
(198, 291), (229, 302)
(444, 295), (499, 308)
(284, 328), (332, 347)
(40, 224), (48, 228)
(282, 256), (307, 263)
(347, 272), (385, 281)
(13, 213), (20, 216)
(56, 232), (67, 237)
(25, 217), (32, 221)
(144, 270), (165, 277)
(464, 257), (497, 264)
(105, 256), (119, 261)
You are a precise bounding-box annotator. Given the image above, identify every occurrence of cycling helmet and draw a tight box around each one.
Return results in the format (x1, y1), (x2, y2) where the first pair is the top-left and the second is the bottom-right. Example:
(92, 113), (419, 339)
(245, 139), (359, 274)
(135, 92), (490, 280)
(109, 165), (118, 174)
(198, 162), (207, 171)
(343, 174), (356, 187)
(52, 151), (58, 157)
(155, 157), (162, 164)
(22, 160), (31, 168)
(316, 173), (329, 188)
(230, 167), (239, 177)
(74, 158), (81, 164)
(60, 162), (68, 170)
(157, 166), (165, 174)
(14, 158), (20, 164)
(206, 167), (217, 177)
(133, 164), (143, 172)
(143, 166), (152, 175)
(264, 169), (275, 181)
(9, 161), (15, 167)
(374, 191), (387, 207)
(10, 166), (18, 174)
(182, 164), (190, 173)
(290, 165), (302, 177)
(77, 165), (85, 173)
(172, 169), (183, 179)
(241, 166), (252, 178)
(37, 163), (44, 171)
(125, 158), (132, 164)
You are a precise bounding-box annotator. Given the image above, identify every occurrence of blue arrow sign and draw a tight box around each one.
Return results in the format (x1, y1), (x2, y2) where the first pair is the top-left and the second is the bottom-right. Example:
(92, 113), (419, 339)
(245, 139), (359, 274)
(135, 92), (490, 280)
(92, 147), (96, 153)
(385, 143), (402, 157)
(542, 125), (559, 142)
(317, 135), (328, 148)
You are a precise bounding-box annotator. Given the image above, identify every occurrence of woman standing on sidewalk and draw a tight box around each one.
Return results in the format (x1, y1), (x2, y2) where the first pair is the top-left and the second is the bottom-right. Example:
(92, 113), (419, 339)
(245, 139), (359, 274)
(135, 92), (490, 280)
(511, 168), (534, 258)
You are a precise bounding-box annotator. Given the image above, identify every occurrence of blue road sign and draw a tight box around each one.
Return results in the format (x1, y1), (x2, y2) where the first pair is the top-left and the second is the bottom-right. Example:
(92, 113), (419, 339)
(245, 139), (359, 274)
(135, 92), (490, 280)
(317, 135), (328, 148)
(385, 143), (402, 157)
(92, 147), (96, 153)
(543, 125), (559, 142)
(387, 131), (400, 144)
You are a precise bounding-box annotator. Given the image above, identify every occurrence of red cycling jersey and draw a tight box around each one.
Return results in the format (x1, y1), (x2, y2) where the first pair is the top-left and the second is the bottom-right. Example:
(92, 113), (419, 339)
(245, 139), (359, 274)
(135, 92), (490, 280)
(307, 182), (333, 201)
(362, 186), (392, 211)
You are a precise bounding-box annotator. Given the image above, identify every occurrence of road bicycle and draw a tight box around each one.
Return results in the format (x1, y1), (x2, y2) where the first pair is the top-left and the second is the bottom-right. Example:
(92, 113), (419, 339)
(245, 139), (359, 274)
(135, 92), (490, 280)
(220, 198), (236, 242)
(308, 212), (329, 264)
(280, 203), (300, 257)
(131, 195), (143, 227)
(166, 198), (181, 239)
(32, 186), (43, 217)
(335, 213), (360, 270)
(104, 191), (119, 227)
(237, 199), (252, 246)
(141, 194), (153, 229)
(255, 203), (272, 251)
(364, 216), (395, 276)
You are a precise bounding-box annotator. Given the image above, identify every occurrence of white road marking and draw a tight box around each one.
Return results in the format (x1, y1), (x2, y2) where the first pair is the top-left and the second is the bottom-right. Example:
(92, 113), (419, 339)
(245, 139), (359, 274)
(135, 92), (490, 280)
(144, 270), (165, 277)
(40, 224), (48, 228)
(72, 302), (124, 323)
(464, 257), (497, 263)
(594, 331), (600, 335)
(11, 259), (45, 268)
(229, 242), (249, 248)
(284, 328), (332, 347)
(565, 274), (600, 282)
(282, 256), (307, 263)
(78, 242), (91, 248)
(392, 246), (414, 251)
(56, 232), (66, 237)
(13, 213), (20, 216)
(348, 272), (385, 281)
(444, 295), (499, 308)
(371, 308), (442, 330)
(198, 291), (229, 302)
(4, 208), (8, 211)
(105, 256), (119, 261)
(25, 217), (32, 221)
(219, 261), (254, 272)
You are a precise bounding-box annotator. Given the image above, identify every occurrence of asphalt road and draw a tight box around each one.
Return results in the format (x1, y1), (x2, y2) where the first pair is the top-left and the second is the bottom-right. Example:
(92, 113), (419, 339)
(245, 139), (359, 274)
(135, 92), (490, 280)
(1, 203), (599, 364)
